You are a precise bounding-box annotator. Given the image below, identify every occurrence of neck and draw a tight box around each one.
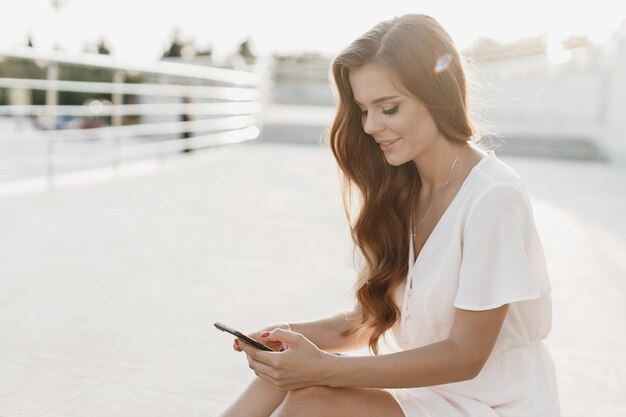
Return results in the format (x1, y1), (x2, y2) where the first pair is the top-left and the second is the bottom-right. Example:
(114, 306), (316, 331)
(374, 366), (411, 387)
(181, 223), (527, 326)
(413, 139), (470, 192)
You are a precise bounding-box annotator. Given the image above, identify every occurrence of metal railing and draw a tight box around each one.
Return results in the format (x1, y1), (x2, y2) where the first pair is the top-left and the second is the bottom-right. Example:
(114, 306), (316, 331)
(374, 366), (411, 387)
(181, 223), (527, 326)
(0, 46), (270, 185)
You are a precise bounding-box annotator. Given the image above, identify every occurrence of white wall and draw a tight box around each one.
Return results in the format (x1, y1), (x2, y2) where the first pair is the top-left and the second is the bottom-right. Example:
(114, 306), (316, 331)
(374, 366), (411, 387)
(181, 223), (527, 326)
(603, 34), (626, 162)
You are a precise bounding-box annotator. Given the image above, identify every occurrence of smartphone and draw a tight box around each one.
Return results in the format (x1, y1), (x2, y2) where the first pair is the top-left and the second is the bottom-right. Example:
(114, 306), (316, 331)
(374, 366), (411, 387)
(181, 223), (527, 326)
(214, 322), (274, 352)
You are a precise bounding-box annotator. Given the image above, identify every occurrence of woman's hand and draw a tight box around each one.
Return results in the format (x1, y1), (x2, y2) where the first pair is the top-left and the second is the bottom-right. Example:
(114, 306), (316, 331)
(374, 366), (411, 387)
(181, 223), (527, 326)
(236, 328), (335, 391)
(232, 323), (290, 353)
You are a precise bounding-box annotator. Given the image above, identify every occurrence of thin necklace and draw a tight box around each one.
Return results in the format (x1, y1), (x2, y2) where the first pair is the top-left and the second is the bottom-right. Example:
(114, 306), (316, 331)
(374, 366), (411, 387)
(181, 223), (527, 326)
(412, 152), (463, 240)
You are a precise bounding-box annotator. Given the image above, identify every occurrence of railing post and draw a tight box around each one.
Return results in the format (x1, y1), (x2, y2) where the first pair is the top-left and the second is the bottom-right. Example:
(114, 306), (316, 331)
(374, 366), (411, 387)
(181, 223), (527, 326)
(254, 56), (274, 132)
(111, 70), (125, 175)
(158, 74), (168, 164)
(45, 61), (59, 186)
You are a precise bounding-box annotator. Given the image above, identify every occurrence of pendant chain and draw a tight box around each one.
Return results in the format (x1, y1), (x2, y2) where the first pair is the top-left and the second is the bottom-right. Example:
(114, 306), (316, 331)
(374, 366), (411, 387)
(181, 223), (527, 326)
(412, 152), (463, 240)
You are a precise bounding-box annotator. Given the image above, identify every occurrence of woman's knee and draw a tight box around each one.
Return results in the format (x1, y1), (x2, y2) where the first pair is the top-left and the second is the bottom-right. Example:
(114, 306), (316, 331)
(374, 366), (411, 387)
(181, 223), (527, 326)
(275, 386), (333, 417)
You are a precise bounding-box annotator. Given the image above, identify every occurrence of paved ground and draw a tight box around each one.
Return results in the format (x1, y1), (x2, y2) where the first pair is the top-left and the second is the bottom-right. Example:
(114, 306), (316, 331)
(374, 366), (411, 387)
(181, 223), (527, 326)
(0, 141), (624, 416)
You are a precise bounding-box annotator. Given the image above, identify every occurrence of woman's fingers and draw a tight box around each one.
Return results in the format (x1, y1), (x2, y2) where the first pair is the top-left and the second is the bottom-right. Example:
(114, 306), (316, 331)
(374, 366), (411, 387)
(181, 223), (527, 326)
(264, 328), (301, 346)
(236, 327), (285, 352)
(238, 344), (284, 383)
(238, 340), (276, 366)
(244, 352), (301, 391)
(257, 326), (289, 351)
(246, 354), (277, 379)
(232, 328), (277, 352)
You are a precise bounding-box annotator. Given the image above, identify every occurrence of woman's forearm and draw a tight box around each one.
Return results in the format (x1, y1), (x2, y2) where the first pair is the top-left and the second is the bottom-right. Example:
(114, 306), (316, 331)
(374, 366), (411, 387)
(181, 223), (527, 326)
(323, 339), (480, 389)
(288, 310), (367, 352)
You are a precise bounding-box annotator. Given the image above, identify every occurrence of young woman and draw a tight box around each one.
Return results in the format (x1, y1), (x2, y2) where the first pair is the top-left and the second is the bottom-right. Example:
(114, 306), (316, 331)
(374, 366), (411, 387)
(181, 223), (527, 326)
(220, 14), (560, 417)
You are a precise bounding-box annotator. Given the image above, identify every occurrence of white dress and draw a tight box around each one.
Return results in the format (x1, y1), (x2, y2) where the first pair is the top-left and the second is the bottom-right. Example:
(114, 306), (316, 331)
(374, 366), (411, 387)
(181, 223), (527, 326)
(386, 151), (561, 417)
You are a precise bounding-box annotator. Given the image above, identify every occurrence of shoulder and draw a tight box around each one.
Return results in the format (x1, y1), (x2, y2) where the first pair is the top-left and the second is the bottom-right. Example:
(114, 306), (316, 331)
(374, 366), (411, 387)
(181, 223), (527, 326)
(464, 153), (532, 220)
(472, 152), (524, 190)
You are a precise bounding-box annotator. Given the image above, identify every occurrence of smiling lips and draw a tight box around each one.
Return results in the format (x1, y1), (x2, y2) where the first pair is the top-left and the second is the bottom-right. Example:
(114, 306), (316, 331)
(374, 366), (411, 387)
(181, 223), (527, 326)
(378, 138), (400, 151)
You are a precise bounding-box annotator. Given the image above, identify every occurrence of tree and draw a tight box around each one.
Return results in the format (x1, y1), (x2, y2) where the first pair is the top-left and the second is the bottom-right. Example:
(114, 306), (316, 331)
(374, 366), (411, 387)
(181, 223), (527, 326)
(237, 37), (256, 64)
(163, 27), (187, 58)
(96, 39), (111, 55)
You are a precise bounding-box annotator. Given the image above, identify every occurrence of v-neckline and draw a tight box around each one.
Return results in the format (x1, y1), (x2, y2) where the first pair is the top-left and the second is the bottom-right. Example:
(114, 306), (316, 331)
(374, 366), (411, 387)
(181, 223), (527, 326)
(409, 151), (492, 269)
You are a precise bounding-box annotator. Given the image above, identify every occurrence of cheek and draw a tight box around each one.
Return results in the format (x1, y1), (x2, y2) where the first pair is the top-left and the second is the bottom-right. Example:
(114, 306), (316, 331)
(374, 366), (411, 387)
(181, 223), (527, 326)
(401, 114), (439, 142)
(386, 115), (413, 136)
(387, 118), (421, 141)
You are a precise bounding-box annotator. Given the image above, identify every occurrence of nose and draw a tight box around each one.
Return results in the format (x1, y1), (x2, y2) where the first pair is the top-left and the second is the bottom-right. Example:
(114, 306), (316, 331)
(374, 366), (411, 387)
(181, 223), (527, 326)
(362, 112), (384, 136)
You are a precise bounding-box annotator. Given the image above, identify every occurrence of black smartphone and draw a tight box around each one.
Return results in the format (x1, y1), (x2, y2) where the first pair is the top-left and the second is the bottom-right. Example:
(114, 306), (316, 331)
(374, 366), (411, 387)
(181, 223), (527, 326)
(214, 322), (274, 351)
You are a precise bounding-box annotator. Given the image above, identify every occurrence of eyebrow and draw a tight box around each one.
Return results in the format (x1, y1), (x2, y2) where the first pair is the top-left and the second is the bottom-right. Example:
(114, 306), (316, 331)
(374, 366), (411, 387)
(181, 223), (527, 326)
(354, 96), (399, 106)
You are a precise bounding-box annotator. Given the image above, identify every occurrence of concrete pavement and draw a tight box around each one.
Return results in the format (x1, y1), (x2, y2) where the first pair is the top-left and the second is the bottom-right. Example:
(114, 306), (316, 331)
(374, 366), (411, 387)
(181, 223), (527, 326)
(0, 141), (624, 416)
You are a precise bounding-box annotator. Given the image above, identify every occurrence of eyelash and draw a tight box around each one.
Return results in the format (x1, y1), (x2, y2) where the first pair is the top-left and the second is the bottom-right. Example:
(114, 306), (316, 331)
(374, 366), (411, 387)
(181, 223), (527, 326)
(360, 106), (399, 116)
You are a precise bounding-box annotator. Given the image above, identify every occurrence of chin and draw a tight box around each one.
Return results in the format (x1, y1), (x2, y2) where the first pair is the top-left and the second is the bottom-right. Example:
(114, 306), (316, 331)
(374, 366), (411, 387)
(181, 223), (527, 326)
(383, 153), (412, 167)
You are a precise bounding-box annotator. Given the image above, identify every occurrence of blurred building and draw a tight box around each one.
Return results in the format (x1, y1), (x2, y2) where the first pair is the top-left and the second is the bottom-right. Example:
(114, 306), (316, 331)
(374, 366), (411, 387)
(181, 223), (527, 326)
(468, 22), (626, 162)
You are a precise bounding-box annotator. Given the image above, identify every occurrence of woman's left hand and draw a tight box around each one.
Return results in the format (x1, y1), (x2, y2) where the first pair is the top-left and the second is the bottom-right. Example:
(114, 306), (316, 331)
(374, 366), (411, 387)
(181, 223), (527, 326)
(236, 328), (335, 391)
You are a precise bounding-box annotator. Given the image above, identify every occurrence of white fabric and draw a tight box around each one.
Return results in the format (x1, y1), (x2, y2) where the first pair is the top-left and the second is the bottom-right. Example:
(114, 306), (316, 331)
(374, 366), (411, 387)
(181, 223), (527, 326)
(386, 151), (560, 417)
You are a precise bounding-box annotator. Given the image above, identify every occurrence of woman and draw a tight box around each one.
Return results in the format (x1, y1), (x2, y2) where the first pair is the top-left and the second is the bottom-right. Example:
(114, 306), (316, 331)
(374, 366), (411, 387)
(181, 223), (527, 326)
(220, 14), (560, 417)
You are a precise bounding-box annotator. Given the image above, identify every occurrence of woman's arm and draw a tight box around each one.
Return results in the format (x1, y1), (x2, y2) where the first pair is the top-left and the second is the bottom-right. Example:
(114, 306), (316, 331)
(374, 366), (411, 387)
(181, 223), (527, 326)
(238, 304), (508, 391)
(289, 309), (368, 352)
(324, 305), (509, 388)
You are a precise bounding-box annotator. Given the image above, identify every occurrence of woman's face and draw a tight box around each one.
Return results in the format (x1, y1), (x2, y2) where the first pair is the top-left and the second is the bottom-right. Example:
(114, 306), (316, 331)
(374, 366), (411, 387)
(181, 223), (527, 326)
(349, 63), (442, 166)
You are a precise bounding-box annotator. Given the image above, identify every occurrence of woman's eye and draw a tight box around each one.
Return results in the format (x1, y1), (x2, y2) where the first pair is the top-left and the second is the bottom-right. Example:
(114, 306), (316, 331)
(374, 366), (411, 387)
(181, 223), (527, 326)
(358, 106), (398, 116)
(382, 106), (399, 115)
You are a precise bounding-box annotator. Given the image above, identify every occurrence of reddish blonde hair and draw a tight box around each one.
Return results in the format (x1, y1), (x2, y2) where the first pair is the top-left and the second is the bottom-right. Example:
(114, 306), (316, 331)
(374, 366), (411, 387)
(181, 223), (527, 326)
(328, 14), (475, 354)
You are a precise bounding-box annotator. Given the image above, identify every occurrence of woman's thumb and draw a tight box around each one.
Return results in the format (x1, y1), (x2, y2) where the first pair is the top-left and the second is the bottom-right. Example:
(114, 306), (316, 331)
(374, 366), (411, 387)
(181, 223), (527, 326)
(263, 328), (299, 345)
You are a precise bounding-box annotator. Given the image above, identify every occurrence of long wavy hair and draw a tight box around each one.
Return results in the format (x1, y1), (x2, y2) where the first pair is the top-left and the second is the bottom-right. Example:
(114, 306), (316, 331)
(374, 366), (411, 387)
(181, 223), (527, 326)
(328, 14), (476, 354)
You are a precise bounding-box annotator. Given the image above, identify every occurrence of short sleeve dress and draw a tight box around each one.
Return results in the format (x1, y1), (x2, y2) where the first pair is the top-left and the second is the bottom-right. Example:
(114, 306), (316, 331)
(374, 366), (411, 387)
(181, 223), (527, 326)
(386, 151), (561, 417)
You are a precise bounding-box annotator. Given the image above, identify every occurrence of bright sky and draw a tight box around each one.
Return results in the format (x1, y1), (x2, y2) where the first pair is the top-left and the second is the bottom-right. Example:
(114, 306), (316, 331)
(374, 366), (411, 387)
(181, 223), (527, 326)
(0, 0), (624, 63)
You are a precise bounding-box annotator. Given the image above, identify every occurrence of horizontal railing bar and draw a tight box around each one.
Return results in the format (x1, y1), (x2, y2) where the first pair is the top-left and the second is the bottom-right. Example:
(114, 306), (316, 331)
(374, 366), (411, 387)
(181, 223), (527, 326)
(0, 78), (261, 100)
(106, 127), (260, 159)
(0, 114), (260, 142)
(0, 47), (260, 86)
(0, 126), (259, 167)
(0, 102), (262, 117)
